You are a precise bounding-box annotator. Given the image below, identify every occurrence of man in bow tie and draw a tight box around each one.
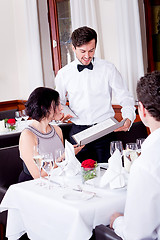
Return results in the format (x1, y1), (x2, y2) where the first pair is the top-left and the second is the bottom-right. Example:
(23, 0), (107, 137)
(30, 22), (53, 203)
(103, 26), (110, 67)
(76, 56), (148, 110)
(55, 26), (135, 163)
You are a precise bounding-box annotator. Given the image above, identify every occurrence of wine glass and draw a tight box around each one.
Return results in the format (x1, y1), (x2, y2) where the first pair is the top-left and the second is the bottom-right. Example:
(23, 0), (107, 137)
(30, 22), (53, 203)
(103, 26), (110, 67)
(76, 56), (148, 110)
(15, 111), (22, 129)
(54, 149), (67, 186)
(136, 138), (145, 150)
(126, 143), (138, 150)
(110, 141), (123, 156)
(125, 143), (139, 164)
(21, 109), (29, 121)
(54, 149), (65, 167)
(33, 145), (44, 185)
(42, 153), (54, 189)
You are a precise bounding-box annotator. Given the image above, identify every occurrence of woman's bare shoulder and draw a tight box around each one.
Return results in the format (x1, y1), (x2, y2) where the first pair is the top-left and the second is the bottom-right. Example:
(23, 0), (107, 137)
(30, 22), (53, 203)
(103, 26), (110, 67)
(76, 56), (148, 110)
(20, 128), (36, 143)
(53, 125), (62, 135)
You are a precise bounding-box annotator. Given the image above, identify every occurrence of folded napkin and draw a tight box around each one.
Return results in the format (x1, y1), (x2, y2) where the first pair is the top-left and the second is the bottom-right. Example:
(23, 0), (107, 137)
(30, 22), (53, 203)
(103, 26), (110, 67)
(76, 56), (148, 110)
(99, 149), (125, 189)
(63, 140), (81, 177)
(0, 120), (6, 132)
(51, 140), (81, 178)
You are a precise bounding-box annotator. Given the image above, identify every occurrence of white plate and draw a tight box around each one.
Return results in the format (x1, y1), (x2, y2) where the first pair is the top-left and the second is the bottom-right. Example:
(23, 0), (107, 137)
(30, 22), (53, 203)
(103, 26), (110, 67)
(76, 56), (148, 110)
(63, 191), (94, 201)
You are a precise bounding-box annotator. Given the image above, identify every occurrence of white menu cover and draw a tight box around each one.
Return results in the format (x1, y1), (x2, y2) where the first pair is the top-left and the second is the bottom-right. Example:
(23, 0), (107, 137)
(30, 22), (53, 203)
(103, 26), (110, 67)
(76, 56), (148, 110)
(72, 118), (126, 146)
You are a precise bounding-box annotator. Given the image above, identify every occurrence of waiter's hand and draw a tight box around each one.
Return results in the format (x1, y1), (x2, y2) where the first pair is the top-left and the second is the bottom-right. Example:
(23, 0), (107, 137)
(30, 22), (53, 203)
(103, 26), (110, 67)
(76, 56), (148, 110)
(60, 114), (73, 123)
(114, 118), (131, 132)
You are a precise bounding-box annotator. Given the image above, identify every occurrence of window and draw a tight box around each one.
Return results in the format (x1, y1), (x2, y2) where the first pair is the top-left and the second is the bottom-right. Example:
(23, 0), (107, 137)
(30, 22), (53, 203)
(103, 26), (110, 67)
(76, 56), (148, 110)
(48, 0), (74, 75)
(144, 0), (160, 71)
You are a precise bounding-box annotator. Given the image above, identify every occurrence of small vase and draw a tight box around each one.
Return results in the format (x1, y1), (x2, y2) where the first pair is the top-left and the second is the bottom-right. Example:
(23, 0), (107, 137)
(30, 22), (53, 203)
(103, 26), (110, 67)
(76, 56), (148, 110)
(6, 123), (16, 132)
(81, 166), (99, 183)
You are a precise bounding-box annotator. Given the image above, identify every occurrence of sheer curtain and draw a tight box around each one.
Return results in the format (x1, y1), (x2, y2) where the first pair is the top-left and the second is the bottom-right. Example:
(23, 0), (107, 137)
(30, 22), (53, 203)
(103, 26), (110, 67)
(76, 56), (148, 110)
(70, 0), (144, 100)
(115, 0), (144, 100)
(12, 0), (43, 99)
(70, 0), (101, 58)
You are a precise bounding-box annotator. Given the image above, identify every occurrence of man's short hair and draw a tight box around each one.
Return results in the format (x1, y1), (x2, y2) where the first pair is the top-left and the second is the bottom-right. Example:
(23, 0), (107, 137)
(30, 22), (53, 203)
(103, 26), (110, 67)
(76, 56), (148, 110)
(136, 71), (160, 121)
(71, 26), (97, 48)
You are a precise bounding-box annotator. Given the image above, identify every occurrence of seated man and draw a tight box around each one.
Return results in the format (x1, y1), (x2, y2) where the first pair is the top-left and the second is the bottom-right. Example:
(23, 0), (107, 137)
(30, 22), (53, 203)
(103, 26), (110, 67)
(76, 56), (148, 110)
(110, 71), (160, 239)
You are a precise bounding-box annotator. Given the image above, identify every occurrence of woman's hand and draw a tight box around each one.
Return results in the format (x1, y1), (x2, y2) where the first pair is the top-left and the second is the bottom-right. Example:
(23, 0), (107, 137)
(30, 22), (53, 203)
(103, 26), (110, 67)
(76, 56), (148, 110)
(73, 144), (85, 155)
(60, 114), (73, 123)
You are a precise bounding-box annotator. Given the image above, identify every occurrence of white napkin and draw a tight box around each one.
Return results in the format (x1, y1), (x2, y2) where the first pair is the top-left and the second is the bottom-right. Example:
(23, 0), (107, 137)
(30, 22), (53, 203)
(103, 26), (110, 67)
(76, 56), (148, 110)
(63, 140), (81, 177)
(0, 120), (6, 132)
(99, 149), (125, 189)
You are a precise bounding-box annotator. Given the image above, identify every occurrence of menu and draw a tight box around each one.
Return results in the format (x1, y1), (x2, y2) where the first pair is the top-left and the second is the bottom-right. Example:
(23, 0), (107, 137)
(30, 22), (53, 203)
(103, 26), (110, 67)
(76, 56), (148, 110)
(72, 118), (126, 146)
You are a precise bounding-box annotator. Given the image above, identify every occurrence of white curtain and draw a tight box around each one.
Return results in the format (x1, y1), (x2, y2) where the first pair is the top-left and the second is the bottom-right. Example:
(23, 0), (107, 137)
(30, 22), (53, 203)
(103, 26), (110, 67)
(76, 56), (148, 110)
(115, 0), (144, 100)
(12, 0), (43, 100)
(70, 0), (101, 58)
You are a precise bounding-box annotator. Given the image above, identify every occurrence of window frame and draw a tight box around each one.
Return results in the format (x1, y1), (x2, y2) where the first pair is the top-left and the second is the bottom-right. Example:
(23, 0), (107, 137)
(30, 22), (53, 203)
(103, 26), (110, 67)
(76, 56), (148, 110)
(48, 0), (62, 75)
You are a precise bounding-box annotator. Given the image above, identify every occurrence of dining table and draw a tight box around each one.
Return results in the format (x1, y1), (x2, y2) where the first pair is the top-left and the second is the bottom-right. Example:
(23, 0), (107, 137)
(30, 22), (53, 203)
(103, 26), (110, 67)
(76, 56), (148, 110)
(0, 120), (33, 148)
(0, 167), (127, 240)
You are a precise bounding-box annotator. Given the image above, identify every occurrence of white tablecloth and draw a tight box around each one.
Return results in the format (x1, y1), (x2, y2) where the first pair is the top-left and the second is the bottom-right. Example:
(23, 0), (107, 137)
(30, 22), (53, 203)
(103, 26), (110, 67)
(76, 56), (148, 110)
(0, 120), (33, 136)
(0, 173), (126, 240)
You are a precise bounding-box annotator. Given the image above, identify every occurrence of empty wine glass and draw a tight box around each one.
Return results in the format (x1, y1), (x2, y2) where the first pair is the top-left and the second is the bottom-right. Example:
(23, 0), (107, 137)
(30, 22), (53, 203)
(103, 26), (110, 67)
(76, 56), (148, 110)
(136, 138), (145, 150)
(42, 153), (54, 189)
(33, 145), (44, 185)
(15, 111), (22, 129)
(110, 141), (123, 156)
(21, 109), (29, 121)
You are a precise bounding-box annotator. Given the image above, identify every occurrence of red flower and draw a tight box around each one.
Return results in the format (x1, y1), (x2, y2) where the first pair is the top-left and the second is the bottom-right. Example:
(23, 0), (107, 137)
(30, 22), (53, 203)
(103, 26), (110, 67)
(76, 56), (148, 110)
(81, 159), (97, 169)
(7, 119), (16, 126)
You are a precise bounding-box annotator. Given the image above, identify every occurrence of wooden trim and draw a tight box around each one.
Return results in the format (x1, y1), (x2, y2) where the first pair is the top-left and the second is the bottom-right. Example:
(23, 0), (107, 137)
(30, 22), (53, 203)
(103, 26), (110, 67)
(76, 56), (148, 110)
(48, 0), (62, 75)
(0, 100), (26, 112)
(112, 104), (141, 122)
(143, 0), (155, 71)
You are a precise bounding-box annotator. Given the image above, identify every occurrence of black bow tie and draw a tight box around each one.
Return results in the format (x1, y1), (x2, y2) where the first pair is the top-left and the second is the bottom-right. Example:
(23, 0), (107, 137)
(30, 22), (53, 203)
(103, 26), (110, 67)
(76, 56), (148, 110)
(77, 62), (93, 72)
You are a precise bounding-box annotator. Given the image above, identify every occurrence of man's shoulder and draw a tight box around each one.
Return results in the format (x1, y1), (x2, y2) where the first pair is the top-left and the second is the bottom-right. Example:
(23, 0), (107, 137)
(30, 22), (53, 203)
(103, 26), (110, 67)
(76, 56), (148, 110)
(94, 57), (116, 69)
(57, 61), (76, 74)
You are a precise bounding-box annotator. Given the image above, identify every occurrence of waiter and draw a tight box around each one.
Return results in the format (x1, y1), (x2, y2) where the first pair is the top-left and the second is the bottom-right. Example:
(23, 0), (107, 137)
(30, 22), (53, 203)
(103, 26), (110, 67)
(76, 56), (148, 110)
(55, 26), (135, 163)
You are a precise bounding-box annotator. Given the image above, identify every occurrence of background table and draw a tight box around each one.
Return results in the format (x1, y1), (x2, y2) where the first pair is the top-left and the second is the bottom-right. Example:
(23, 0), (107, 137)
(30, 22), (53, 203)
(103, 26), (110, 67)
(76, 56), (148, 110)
(0, 174), (126, 240)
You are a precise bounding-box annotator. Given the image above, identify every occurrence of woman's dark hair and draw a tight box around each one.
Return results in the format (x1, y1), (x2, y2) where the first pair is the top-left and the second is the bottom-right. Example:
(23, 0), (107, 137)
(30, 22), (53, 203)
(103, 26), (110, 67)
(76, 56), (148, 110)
(136, 71), (160, 121)
(25, 87), (60, 121)
(71, 26), (97, 48)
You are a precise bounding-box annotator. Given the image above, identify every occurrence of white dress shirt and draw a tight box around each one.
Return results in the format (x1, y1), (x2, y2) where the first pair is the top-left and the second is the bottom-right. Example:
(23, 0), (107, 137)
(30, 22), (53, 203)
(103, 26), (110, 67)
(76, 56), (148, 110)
(113, 127), (160, 240)
(55, 57), (135, 125)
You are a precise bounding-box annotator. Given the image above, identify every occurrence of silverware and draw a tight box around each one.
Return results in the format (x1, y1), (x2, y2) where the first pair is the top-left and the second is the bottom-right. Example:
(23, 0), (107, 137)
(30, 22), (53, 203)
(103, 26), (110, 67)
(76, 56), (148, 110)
(73, 185), (101, 198)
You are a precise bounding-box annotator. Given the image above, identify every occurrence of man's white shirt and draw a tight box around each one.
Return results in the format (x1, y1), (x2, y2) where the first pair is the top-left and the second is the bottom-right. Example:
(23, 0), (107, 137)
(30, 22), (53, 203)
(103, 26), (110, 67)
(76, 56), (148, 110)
(113, 127), (160, 240)
(55, 57), (135, 125)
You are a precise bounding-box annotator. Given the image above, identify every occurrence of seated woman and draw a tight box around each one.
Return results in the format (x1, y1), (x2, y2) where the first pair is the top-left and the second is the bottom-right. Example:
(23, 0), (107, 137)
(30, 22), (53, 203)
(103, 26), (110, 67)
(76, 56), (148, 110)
(19, 87), (83, 182)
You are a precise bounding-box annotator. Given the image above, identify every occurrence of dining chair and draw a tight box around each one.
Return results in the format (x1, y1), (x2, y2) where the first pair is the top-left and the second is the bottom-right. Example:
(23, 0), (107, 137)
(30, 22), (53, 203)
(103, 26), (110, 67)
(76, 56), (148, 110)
(0, 145), (22, 238)
(95, 224), (122, 240)
(0, 223), (4, 240)
(0, 109), (18, 120)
